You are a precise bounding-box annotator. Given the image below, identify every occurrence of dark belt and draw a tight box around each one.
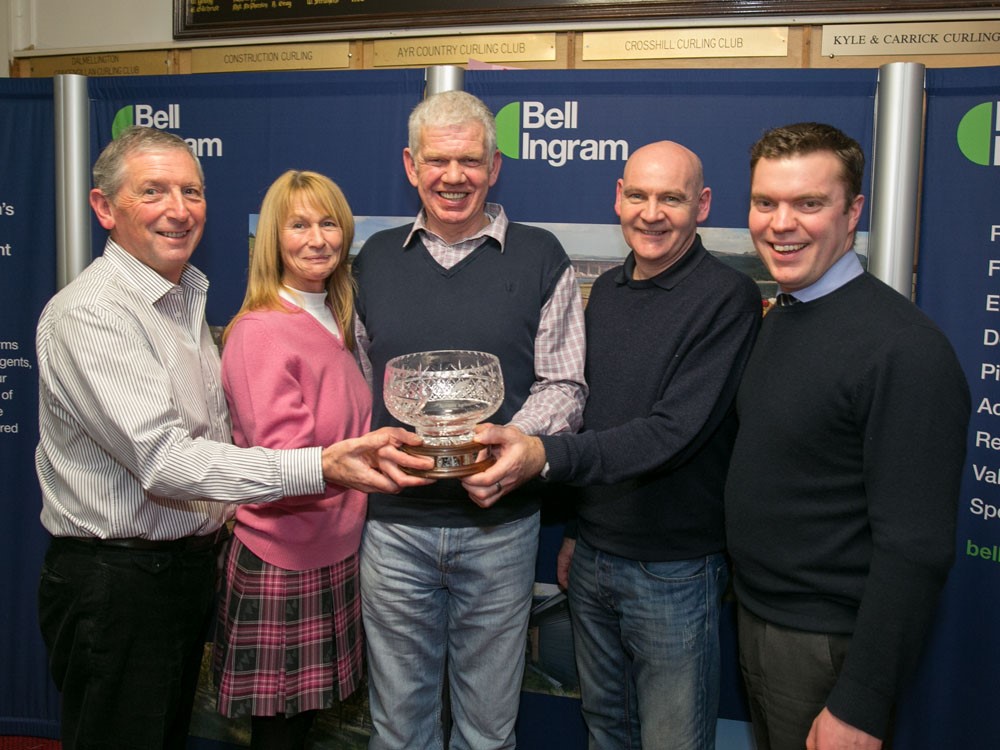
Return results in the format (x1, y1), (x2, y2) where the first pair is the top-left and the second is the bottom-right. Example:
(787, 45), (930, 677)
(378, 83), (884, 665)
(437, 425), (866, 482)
(53, 529), (226, 553)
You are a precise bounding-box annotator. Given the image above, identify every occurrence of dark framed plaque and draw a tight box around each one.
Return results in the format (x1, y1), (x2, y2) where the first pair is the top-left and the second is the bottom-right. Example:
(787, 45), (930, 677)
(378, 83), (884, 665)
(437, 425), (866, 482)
(175, 1), (1000, 40)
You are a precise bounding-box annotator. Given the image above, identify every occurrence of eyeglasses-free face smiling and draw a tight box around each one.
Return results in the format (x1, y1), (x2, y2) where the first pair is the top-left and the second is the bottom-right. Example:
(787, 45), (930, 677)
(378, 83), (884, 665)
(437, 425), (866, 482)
(614, 141), (711, 280)
(90, 148), (206, 284)
(404, 121), (501, 245)
(279, 200), (344, 293)
(749, 151), (864, 294)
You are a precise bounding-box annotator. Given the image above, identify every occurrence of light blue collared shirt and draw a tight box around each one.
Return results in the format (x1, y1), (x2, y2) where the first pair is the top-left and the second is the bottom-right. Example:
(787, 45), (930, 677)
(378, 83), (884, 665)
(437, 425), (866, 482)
(783, 251), (864, 303)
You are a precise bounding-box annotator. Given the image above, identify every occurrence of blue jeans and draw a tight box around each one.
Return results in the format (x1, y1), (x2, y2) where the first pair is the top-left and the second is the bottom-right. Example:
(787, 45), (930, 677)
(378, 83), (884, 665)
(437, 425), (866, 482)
(360, 514), (539, 750)
(568, 538), (728, 750)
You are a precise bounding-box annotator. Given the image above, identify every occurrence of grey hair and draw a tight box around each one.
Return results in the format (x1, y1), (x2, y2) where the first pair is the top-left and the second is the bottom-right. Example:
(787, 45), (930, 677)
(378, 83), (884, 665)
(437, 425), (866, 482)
(408, 90), (497, 160)
(92, 126), (204, 198)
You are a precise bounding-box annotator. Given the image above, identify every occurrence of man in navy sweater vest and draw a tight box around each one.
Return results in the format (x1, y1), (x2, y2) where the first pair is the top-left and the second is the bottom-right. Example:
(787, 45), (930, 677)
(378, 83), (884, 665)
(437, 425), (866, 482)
(725, 123), (970, 750)
(352, 91), (586, 750)
(465, 141), (762, 749)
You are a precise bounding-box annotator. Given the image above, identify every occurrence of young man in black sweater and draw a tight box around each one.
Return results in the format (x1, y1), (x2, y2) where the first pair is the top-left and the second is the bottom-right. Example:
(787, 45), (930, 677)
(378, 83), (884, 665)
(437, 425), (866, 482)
(725, 122), (970, 750)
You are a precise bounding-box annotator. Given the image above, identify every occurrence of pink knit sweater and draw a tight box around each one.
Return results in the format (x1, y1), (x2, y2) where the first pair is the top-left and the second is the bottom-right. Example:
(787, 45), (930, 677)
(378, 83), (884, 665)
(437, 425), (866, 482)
(221, 301), (371, 570)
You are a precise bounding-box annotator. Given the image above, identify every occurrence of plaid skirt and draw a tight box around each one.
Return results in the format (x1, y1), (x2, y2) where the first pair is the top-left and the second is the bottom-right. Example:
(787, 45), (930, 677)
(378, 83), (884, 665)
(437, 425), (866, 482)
(213, 536), (363, 718)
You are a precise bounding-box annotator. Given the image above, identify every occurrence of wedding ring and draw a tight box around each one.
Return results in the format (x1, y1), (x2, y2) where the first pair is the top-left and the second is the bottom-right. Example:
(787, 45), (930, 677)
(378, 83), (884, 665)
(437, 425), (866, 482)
(495, 481), (503, 494)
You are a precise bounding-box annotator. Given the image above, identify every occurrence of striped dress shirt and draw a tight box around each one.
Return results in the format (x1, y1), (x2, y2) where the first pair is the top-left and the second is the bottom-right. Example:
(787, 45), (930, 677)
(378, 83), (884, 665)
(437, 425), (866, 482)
(35, 240), (324, 541)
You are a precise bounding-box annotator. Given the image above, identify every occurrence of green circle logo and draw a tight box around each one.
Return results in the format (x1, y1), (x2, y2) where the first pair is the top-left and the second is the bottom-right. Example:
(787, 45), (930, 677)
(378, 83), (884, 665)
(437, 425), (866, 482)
(957, 101), (996, 166)
(111, 106), (134, 140)
(495, 101), (521, 159)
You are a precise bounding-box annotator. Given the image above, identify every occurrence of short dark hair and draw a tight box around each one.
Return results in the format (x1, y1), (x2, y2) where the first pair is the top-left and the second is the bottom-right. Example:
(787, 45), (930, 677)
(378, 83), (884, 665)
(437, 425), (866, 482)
(750, 122), (864, 209)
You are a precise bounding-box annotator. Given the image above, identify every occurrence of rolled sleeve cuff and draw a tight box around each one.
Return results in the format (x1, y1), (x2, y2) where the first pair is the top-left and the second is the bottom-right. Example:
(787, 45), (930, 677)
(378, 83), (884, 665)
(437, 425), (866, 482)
(508, 415), (541, 436)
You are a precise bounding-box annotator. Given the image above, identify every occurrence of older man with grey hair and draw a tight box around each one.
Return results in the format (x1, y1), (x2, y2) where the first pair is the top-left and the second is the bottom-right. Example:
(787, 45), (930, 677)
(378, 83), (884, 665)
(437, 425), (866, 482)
(353, 91), (587, 750)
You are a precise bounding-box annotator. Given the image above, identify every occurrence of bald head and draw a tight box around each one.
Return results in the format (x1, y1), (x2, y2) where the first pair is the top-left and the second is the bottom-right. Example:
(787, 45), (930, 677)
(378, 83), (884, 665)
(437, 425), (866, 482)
(615, 140), (711, 279)
(624, 141), (704, 193)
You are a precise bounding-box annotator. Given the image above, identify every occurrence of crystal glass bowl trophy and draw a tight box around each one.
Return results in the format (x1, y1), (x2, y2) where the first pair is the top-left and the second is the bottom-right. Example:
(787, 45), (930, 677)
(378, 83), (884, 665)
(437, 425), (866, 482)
(383, 350), (504, 478)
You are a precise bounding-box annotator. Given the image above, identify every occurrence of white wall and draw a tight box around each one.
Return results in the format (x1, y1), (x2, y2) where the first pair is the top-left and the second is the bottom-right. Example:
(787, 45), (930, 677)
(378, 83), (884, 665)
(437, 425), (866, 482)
(3, 0), (173, 76)
(16, 0), (171, 53)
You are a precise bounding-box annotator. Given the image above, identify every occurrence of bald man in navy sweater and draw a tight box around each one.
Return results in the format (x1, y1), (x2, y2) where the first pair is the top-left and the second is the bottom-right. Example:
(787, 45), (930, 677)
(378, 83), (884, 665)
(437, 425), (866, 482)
(466, 140), (761, 750)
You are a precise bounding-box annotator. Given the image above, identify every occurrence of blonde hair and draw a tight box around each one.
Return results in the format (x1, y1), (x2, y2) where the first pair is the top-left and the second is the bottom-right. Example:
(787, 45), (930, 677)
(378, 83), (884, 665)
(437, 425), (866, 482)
(224, 170), (356, 349)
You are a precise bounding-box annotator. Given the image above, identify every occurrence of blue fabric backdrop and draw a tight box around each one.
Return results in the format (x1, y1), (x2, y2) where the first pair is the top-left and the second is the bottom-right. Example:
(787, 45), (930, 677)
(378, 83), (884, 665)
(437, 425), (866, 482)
(88, 69), (427, 325)
(6, 65), (989, 748)
(467, 68), (875, 230)
(0, 77), (60, 737)
(907, 65), (1000, 750)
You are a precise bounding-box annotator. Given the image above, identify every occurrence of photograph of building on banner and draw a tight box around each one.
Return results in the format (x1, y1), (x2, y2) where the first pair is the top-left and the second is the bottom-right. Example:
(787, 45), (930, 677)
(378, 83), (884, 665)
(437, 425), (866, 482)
(248, 212), (870, 307)
(347, 214), (869, 303)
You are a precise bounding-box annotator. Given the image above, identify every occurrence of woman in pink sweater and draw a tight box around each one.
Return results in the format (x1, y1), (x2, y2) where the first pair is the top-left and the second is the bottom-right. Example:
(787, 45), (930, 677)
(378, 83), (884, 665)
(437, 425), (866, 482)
(214, 170), (371, 748)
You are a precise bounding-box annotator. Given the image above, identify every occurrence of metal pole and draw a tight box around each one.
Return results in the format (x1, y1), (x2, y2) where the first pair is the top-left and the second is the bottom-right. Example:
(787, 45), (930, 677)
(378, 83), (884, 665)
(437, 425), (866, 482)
(425, 65), (465, 96)
(867, 61), (926, 298)
(54, 73), (91, 289)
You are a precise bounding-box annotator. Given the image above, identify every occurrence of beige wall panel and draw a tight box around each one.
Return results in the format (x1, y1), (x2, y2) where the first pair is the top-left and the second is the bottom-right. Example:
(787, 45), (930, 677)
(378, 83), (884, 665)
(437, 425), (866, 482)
(11, 21), (1000, 78)
(809, 21), (1000, 68)
(359, 34), (569, 70)
(17, 50), (172, 77)
(809, 46), (1000, 68)
(189, 42), (351, 73)
(175, 50), (193, 74)
(348, 41), (365, 69)
(573, 26), (807, 69)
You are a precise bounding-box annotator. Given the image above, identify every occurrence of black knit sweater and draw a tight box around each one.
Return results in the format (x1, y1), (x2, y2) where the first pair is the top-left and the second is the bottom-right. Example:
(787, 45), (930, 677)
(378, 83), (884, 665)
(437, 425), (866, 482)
(541, 236), (761, 561)
(725, 271), (971, 738)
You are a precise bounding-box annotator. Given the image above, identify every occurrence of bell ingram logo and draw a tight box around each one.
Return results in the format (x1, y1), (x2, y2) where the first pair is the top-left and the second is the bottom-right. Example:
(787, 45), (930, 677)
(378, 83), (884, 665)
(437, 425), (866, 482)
(957, 101), (999, 166)
(495, 101), (629, 167)
(111, 104), (223, 158)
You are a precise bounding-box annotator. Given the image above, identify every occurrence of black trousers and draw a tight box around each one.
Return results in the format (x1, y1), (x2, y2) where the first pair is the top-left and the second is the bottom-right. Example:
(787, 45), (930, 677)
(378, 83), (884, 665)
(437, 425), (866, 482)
(38, 537), (219, 750)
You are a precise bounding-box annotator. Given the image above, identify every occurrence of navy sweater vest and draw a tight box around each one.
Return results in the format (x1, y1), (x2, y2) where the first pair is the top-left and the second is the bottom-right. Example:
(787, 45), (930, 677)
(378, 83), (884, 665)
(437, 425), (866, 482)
(354, 221), (570, 527)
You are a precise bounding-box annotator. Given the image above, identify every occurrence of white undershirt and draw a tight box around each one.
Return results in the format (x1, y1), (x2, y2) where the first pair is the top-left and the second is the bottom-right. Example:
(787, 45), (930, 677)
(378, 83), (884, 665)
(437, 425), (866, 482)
(280, 286), (341, 339)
